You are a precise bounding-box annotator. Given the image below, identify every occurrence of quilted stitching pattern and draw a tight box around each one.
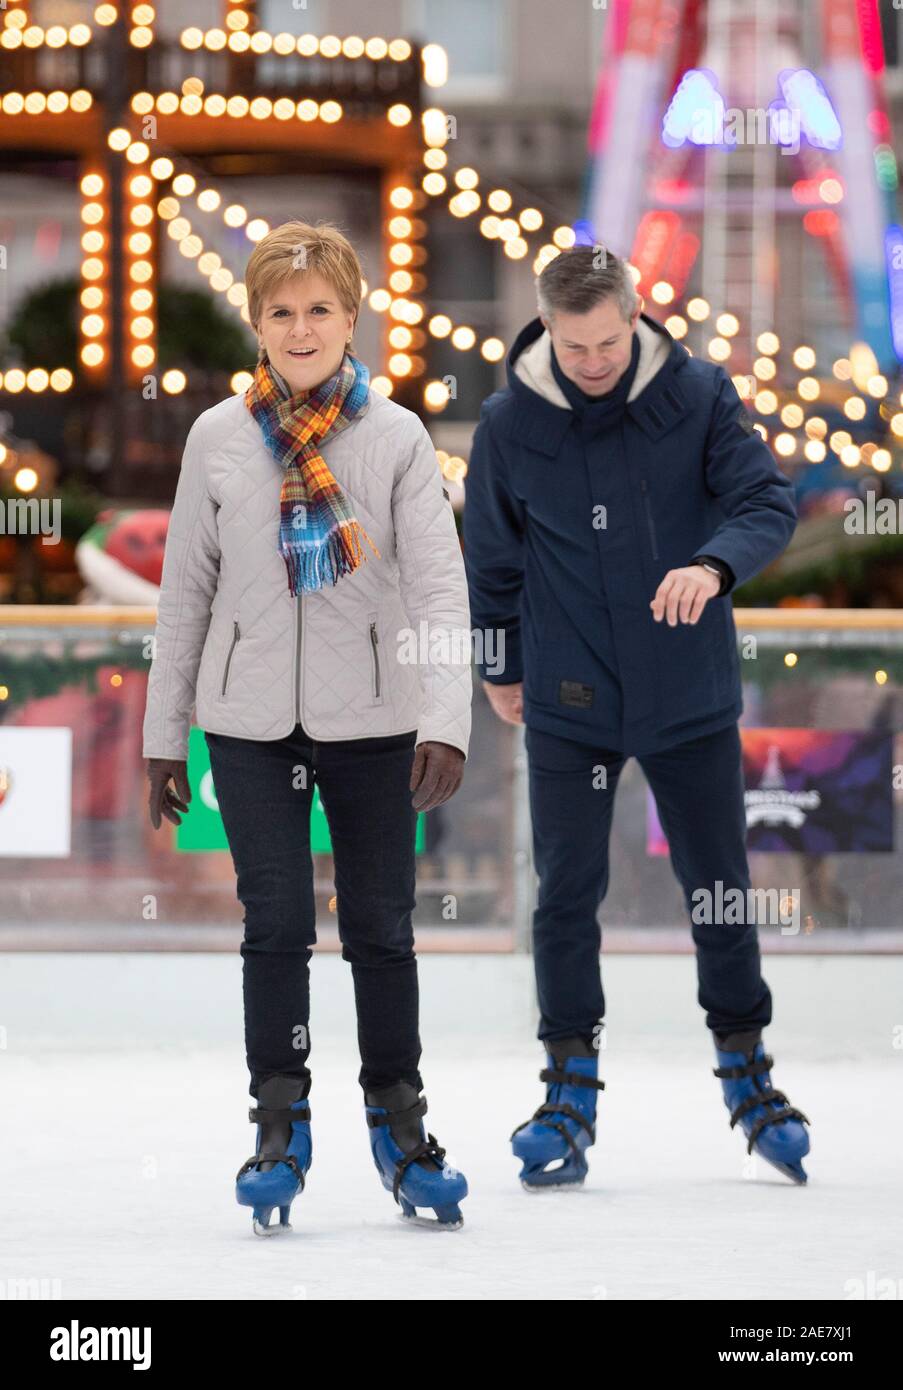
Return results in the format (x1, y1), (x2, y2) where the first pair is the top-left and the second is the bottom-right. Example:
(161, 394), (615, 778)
(142, 390), (473, 761)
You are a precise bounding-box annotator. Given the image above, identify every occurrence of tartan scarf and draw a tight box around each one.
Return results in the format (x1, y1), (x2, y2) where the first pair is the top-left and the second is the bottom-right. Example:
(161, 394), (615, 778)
(245, 352), (380, 595)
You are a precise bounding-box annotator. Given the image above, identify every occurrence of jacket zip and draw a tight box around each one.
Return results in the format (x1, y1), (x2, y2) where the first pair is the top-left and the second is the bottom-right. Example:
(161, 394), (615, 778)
(369, 621), (381, 699)
(640, 479), (659, 559)
(221, 618), (240, 697)
(294, 595), (302, 722)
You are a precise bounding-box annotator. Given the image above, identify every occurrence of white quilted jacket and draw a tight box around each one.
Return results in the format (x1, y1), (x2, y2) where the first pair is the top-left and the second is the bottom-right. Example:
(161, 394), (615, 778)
(142, 387), (473, 761)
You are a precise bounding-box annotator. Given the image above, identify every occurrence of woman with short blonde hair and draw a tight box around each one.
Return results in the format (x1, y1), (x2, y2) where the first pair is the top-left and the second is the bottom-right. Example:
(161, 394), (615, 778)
(143, 219), (472, 1233)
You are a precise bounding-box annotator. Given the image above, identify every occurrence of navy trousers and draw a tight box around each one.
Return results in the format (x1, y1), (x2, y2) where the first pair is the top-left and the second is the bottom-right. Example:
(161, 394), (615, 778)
(205, 723), (423, 1098)
(524, 720), (773, 1043)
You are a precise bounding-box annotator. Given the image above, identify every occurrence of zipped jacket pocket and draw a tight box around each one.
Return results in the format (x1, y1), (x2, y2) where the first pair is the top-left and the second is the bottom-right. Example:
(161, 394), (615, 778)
(368, 612), (383, 704)
(221, 615), (241, 697)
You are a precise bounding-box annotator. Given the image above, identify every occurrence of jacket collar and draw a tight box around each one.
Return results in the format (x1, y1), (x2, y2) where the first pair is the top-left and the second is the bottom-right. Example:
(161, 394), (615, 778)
(505, 312), (691, 454)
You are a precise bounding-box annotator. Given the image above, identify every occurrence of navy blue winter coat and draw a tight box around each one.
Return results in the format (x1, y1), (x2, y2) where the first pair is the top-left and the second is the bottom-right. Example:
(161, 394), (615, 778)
(462, 313), (797, 755)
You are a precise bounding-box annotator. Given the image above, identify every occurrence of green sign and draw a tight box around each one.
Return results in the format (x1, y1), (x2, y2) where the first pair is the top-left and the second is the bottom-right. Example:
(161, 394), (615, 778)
(176, 726), (425, 854)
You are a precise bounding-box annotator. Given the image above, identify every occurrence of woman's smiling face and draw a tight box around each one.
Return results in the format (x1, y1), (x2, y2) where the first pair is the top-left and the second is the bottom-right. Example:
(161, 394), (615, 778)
(256, 271), (356, 394)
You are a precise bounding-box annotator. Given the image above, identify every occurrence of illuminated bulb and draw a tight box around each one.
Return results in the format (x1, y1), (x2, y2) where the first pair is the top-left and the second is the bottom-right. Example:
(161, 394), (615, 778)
(246, 219), (269, 242)
(172, 174), (196, 196)
(231, 371), (254, 394)
(131, 290), (153, 311)
(757, 331), (780, 355)
(132, 345), (155, 368)
(26, 368), (49, 392)
(422, 42), (448, 88)
(451, 326), (476, 350)
(424, 381), (450, 410)
(81, 173), (104, 197)
(150, 157), (174, 181)
(793, 346), (816, 370)
(162, 370), (187, 394)
(665, 316), (688, 339)
(108, 128), (131, 151)
(50, 369), (73, 391)
(687, 297), (710, 321)
(481, 338), (505, 362)
(651, 282), (675, 305)
(224, 204), (247, 227)
(81, 343), (105, 367)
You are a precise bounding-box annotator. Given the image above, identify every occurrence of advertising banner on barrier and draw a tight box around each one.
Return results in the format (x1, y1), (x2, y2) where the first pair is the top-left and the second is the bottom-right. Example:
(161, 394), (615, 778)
(0, 726), (72, 857)
(176, 726), (426, 854)
(647, 729), (894, 854)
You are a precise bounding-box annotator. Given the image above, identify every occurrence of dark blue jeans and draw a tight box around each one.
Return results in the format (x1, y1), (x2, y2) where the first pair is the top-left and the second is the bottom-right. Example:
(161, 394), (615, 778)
(525, 720), (773, 1043)
(204, 723), (422, 1098)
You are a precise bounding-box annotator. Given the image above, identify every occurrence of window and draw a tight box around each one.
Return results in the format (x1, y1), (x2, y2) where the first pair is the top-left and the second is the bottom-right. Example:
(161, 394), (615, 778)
(405, 0), (509, 98)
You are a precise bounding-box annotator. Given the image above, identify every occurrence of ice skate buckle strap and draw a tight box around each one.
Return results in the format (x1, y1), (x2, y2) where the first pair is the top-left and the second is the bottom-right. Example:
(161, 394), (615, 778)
(366, 1096), (427, 1129)
(392, 1134), (447, 1204)
(713, 1053), (775, 1081)
(540, 1067), (605, 1091)
(727, 1090), (810, 1152)
(713, 1056), (810, 1153)
(249, 1102), (311, 1123)
(510, 1101), (596, 1152)
(235, 1151), (307, 1186)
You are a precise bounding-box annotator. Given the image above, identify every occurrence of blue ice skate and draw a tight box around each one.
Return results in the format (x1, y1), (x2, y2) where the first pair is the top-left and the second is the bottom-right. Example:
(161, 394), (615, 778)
(236, 1074), (312, 1236)
(365, 1081), (468, 1229)
(714, 1035), (810, 1184)
(511, 1037), (605, 1191)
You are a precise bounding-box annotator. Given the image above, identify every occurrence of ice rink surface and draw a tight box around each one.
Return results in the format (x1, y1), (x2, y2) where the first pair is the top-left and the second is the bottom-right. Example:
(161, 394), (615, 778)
(1, 951), (900, 1301)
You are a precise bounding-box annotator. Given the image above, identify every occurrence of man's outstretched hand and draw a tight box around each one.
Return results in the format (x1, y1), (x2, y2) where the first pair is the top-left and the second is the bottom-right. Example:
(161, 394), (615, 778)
(650, 565), (721, 626)
(410, 740), (464, 812)
(147, 758), (191, 829)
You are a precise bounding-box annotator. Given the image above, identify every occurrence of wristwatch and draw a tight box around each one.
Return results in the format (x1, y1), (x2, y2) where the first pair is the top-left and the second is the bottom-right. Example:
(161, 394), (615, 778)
(692, 555), (730, 595)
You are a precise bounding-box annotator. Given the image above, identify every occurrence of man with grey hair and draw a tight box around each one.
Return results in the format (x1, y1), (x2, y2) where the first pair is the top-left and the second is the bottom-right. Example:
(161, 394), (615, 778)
(463, 244), (811, 1191)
